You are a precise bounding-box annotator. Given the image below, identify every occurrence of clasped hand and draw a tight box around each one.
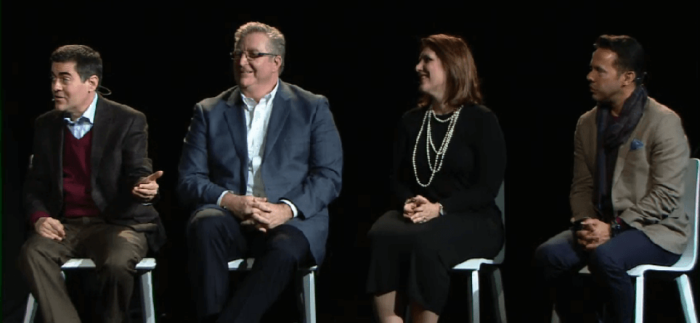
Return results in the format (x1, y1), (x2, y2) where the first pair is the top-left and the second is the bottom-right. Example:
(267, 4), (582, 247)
(222, 194), (293, 232)
(575, 218), (611, 251)
(403, 195), (440, 224)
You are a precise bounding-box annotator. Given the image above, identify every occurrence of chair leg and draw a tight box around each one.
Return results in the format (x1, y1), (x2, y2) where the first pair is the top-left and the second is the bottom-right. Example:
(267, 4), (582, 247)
(301, 271), (316, 323)
(467, 270), (480, 323)
(140, 271), (156, 323)
(23, 294), (38, 323)
(489, 268), (507, 323)
(676, 274), (698, 323)
(551, 307), (560, 323)
(634, 276), (644, 323)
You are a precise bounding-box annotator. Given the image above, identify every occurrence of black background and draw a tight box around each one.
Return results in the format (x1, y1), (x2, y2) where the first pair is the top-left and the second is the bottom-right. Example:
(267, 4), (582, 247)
(2, 2), (699, 322)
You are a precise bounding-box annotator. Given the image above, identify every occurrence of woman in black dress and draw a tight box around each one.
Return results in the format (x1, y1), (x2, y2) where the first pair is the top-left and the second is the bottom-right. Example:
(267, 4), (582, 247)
(366, 34), (506, 323)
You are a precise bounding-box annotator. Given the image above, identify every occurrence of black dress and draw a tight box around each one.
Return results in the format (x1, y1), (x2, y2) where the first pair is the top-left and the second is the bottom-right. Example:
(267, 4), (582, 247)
(366, 104), (506, 314)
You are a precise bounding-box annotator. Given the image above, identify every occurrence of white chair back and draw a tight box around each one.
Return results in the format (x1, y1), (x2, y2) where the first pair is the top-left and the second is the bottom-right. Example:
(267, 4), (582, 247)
(675, 158), (700, 271)
(493, 183), (506, 264)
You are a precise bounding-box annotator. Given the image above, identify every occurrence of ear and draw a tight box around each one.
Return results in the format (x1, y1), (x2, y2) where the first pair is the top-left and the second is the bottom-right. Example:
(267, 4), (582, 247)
(273, 55), (282, 72)
(621, 70), (636, 86)
(87, 75), (99, 92)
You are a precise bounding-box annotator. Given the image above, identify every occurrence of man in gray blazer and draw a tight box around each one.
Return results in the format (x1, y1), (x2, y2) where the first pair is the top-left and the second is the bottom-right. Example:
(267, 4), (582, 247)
(534, 35), (690, 322)
(177, 22), (343, 323)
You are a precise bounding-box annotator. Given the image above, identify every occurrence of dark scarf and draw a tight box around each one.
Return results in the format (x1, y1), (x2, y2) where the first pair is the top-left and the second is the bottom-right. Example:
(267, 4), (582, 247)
(594, 85), (648, 221)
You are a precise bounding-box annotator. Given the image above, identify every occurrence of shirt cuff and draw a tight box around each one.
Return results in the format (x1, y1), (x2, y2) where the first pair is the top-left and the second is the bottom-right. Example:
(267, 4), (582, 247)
(30, 211), (51, 225)
(280, 199), (299, 218)
(217, 190), (233, 207)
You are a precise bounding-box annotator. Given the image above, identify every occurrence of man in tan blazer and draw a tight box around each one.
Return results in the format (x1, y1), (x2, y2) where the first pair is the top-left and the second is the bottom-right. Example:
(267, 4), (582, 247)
(534, 35), (690, 323)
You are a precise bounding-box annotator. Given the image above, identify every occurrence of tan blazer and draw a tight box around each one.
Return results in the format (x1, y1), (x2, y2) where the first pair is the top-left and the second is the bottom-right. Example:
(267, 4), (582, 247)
(570, 97), (690, 254)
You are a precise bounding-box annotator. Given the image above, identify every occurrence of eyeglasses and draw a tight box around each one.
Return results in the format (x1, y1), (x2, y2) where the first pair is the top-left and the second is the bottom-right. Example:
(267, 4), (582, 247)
(230, 50), (277, 61)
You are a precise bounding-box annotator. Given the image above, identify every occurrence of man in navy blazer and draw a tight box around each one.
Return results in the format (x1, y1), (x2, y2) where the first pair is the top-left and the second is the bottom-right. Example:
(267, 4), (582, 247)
(177, 22), (343, 323)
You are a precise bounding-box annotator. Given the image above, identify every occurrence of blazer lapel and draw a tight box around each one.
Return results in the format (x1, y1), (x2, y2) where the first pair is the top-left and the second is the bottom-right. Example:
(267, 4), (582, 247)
(50, 112), (65, 193)
(223, 89), (250, 182)
(263, 82), (291, 160)
(612, 102), (649, 186)
(91, 96), (114, 183)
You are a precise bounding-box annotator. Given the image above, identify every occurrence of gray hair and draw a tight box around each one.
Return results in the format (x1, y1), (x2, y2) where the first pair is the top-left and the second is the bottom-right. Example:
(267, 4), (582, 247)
(234, 22), (286, 73)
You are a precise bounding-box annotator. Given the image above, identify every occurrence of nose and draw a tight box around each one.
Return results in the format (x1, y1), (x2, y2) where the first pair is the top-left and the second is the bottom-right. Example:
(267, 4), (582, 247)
(586, 70), (594, 83)
(51, 79), (61, 92)
(237, 53), (249, 66)
(415, 61), (422, 73)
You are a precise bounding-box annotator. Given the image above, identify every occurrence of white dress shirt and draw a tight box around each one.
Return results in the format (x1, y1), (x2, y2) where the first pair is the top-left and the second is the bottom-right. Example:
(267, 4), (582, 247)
(64, 93), (98, 139)
(217, 81), (298, 217)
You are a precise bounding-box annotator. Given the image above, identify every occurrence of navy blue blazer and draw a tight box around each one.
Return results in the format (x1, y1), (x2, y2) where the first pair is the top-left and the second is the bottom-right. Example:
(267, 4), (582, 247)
(177, 81), (343, 263)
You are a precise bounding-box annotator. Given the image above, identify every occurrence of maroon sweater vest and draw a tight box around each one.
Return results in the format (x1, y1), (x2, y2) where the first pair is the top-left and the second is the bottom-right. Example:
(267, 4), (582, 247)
(62, 129), (101, 218)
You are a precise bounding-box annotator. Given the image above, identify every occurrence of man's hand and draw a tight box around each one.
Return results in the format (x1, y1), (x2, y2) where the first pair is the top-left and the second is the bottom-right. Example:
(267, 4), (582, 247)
(221, 193), (267, 221)
(576, 218), (611, 251)
(403, 195), (440, 224)
(132, 171), (163, 201)
(35, 217), (65, 241)
(248, 201), (293, 232)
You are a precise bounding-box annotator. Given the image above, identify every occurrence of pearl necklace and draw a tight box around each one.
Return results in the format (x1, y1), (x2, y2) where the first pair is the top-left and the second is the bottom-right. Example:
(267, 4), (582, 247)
(412, 106), (462, 187)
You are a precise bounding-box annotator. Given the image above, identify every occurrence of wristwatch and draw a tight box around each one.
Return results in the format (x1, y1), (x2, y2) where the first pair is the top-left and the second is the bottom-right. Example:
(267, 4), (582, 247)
(611, 216), (627, 236)
(438, 203), (445, 216)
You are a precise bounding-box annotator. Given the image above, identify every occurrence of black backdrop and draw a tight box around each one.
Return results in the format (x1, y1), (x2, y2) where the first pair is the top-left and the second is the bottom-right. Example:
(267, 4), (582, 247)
(3, 2), (699, 322)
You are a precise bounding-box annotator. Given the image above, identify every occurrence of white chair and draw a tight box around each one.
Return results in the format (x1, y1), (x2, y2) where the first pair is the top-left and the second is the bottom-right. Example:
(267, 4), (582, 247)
(552, 158), (700, 323)
(23, 257), (157, 323)
(451, 183), (508, 323)
(227, 258), (318, 323)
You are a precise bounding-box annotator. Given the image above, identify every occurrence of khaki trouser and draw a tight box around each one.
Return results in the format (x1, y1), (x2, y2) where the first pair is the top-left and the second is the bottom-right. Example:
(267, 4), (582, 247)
(18, 217), (148, 323)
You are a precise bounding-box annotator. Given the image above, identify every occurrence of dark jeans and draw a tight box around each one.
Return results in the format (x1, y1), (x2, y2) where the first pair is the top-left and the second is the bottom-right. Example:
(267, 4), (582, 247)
(187, 207), (313, 323)
(534, 228), (680, 323)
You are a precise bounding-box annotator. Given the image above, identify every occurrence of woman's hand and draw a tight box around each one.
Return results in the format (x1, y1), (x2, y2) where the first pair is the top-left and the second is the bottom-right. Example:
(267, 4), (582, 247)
(403, 195), (440, 223)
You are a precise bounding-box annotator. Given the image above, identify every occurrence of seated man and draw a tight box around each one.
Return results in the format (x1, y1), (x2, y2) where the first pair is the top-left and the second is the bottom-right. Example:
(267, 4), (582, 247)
(534, 35), (690, 323)
(178, 22), (343, 323)
(19, 44), (166, 323)
(535, 35), (690, 322)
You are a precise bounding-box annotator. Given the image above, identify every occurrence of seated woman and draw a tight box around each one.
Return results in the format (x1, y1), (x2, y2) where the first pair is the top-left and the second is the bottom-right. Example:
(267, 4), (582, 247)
(366, 34), (506, 323)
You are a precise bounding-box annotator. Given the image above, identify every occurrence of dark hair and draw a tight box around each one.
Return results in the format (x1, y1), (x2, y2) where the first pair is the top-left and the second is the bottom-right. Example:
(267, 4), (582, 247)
(50, 45), (103, 85)
(418, 34), (482, 108)
(594, 35), (645, 85)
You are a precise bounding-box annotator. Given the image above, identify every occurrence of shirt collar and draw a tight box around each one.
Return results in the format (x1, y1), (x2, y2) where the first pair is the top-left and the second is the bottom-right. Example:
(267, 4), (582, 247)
(64, 93), (98, 124)
(240, 80), (280, 109)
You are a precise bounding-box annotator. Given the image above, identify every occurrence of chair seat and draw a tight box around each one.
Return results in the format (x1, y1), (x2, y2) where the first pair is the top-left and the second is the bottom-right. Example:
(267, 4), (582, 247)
(227, 258), (317, 271)
(452, 258), (497, 271)
(60, 258), (157, 271)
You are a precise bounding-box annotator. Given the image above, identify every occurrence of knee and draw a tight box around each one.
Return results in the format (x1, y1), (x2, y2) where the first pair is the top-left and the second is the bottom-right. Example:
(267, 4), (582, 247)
(410, 239), (441, 262)
(533, 242), (558, 268)
(99, 252), (138, 279)
(187, 208), (229, 239)
(267, 233), (308, 267)
(18, 237), (52, 270)
(588, 245), (623, 276)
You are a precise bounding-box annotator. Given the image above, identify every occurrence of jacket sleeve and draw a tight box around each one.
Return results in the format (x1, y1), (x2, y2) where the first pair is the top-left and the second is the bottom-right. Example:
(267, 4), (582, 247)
(390, 116), (416, 208)
(177, 103), (229, 208)
(121, 112), (154, 196)
(279, 97), (343, 219)
(570, 115), (598, 222)
(23, 117), (52, 223)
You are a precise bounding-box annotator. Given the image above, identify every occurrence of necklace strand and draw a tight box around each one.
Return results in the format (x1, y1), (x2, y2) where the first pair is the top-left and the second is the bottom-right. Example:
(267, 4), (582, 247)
(412, 106), (462, 187)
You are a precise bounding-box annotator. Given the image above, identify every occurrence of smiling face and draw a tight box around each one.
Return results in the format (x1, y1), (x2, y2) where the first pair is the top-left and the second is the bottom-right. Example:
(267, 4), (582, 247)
(233, 32), (281, 99)
(415, 47), (447, 102)
(51, 61), (97, 117)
